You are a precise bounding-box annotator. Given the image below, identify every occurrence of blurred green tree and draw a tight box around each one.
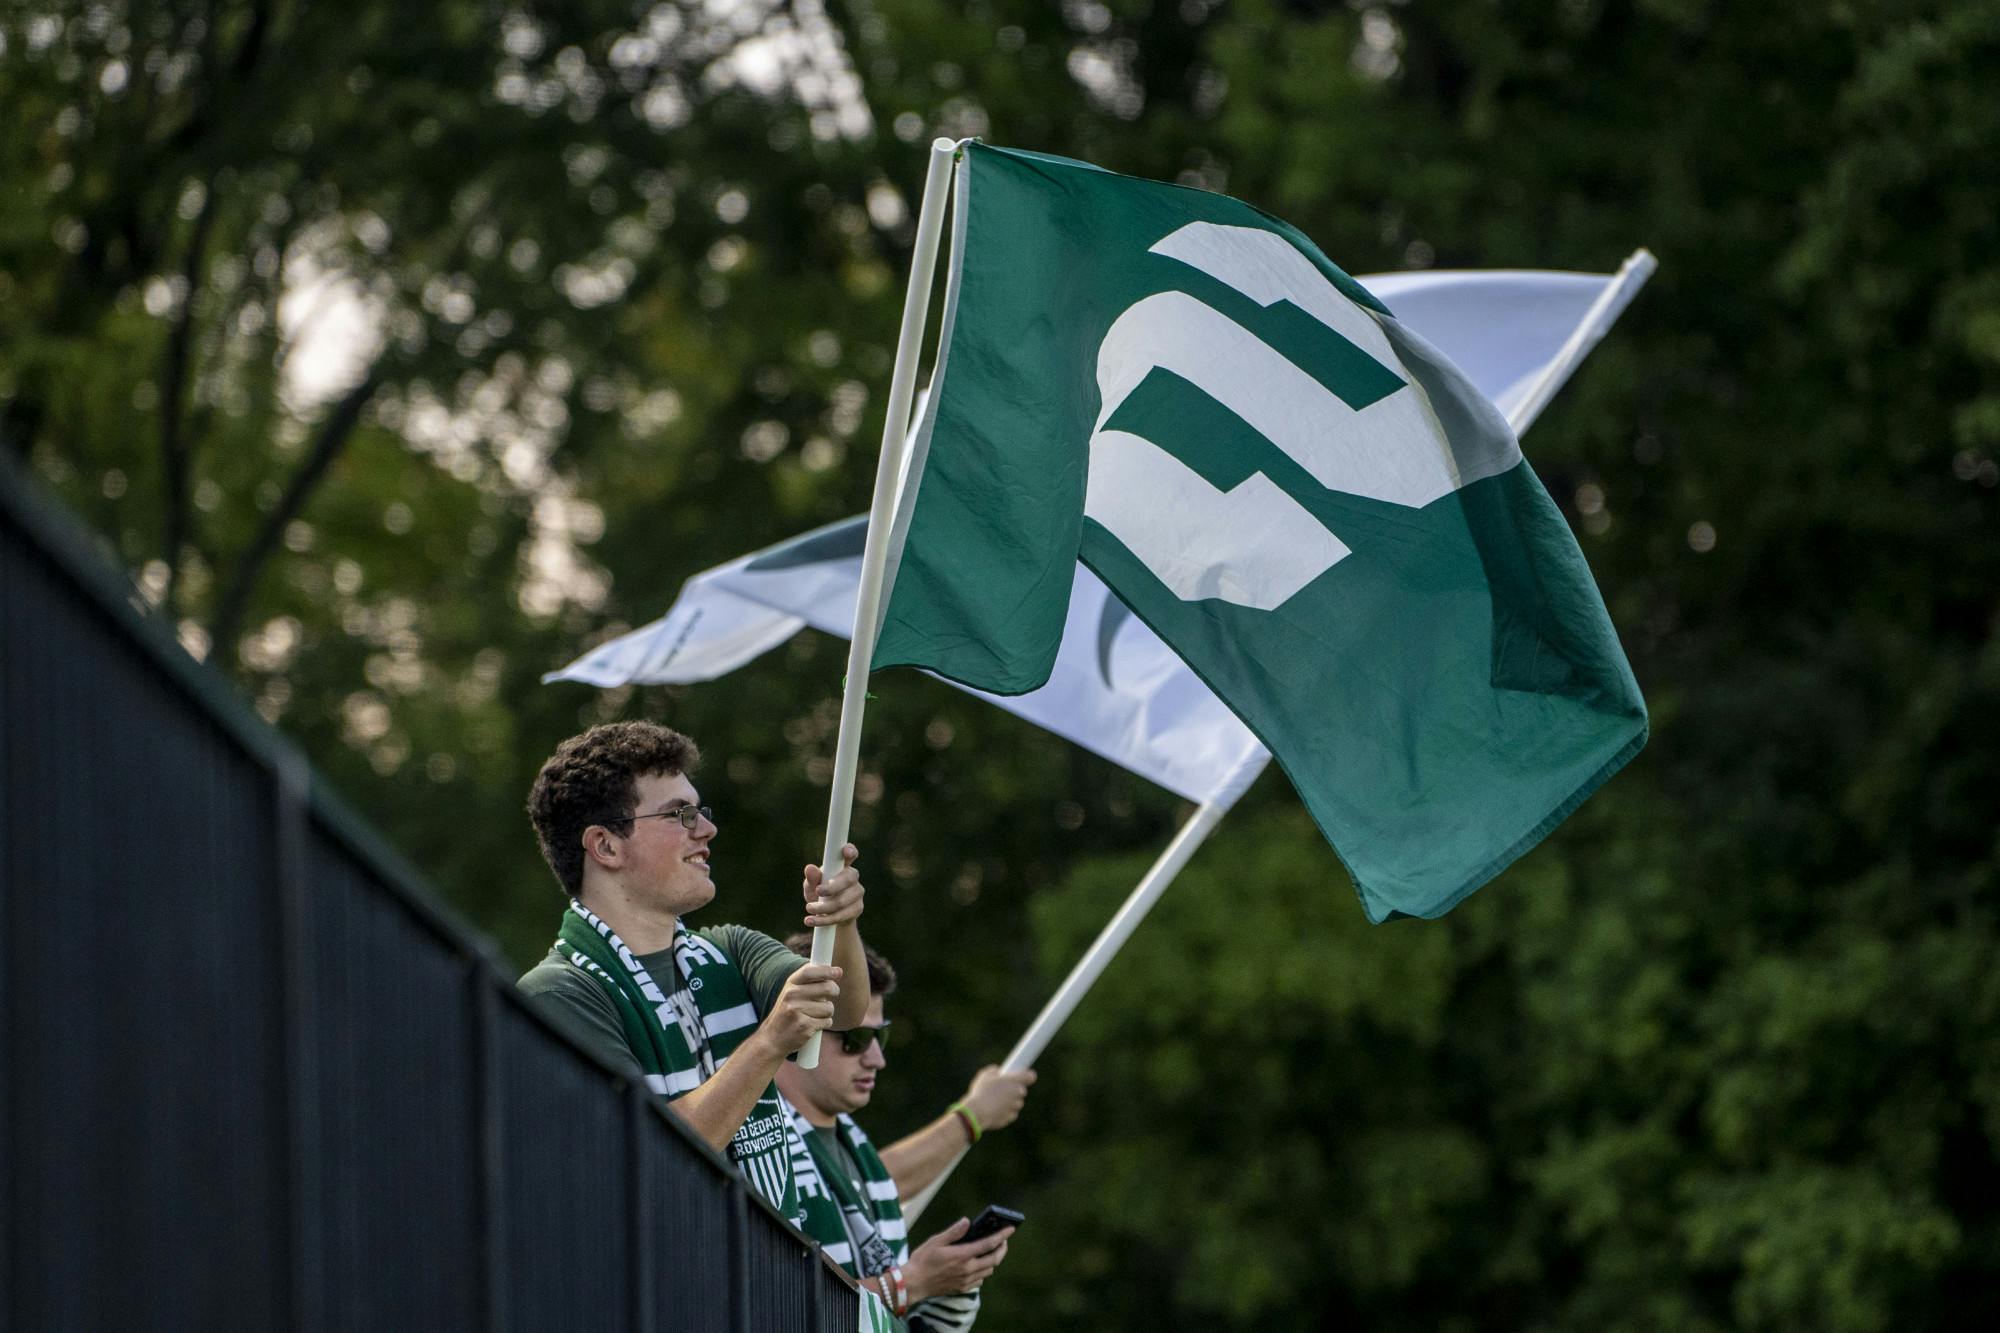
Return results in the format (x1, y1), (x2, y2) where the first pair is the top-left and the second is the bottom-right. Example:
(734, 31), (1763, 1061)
(3, 0), (1996, 1328)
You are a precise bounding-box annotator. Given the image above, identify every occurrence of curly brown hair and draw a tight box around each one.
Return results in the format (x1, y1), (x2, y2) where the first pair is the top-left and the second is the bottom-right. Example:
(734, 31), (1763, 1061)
(785, 932), (897, 998)
(527, 721), (700, 897)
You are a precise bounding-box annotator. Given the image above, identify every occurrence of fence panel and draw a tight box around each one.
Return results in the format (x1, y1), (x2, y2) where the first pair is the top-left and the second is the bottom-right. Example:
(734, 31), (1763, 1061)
(300, 828), (481, 1329)
(1, 516), (287, 1331)
(493, 998), (629, 1327)
(815, 1253), (858, 1327)
(634, 1098), (739, 1331)
(743, 1192), (824, 1333)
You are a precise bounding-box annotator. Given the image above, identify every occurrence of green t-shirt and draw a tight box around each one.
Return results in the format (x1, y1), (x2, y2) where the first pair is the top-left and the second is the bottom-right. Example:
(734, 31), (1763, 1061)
(812, 1123), (871, 1210)
(516, 922), (804, 1081)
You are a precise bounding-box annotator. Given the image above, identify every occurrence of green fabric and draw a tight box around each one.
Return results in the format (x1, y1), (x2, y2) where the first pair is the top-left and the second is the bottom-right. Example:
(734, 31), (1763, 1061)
(813, 1126), (868, 1205)
(874, 142), (1646, 922)
(517, 922), (800, 1080)
(785, 1104), (907, 1277)
(859, 1288), (900, 1333)
(549, 901), (806, 1221)
(785, 1101), (983, 1333)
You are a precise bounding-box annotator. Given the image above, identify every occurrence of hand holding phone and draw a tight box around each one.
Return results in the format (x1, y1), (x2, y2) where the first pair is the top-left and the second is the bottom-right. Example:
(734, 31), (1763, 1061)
(905, 1206), (1024, 1303)
(960, 1203), (1025, 1245)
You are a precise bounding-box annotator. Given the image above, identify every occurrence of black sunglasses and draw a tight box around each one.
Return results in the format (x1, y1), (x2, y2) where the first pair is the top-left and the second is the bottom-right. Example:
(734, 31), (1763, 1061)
(833, 1022), (891, 1056)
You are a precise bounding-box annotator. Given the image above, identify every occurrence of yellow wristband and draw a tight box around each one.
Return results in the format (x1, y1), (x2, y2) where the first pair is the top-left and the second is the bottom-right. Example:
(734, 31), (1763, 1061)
(949, 1100), (982, 1144)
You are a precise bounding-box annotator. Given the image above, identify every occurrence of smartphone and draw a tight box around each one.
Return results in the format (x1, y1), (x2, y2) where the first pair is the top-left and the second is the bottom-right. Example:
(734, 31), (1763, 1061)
(960, 1204), (1025, 1244)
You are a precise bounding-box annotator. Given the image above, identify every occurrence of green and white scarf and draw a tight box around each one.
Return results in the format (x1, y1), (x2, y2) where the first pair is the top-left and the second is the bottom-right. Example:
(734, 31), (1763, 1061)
(784, 1098), (907, 1276)
(784, 1097), (981, 1333)
(555, 900), (803, 1223)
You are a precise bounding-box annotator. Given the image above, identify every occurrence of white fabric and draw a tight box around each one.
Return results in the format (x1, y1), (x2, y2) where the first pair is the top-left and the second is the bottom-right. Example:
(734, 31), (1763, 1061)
(553, 536), (1267, 805)
(1362, 267), (1624, 426)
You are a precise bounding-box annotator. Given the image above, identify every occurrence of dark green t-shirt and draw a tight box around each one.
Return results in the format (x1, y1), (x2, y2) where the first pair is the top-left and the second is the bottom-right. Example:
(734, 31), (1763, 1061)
(516, 922), (804, 1081)
(812, 1123), (871, 1211)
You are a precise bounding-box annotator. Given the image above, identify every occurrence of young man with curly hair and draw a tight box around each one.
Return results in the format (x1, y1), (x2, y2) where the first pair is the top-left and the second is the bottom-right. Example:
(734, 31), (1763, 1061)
(517, 720), (872, 1222)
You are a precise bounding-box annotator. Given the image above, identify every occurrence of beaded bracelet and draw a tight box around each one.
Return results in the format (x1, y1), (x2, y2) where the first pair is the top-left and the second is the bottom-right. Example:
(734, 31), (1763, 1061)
(872, 1269), (903, 1316)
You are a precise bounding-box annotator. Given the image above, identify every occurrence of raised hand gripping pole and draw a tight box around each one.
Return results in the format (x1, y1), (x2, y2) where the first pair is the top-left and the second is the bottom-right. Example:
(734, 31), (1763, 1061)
(800, 138), (961, 1070)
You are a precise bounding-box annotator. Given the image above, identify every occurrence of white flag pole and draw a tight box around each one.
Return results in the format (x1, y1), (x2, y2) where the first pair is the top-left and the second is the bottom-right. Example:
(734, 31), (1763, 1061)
(1507, 248), (1656, 437)
(900, 247), (1663, 1208)
(800, 137), (960, 1070)
(902, 751), (1268, 1224)
(996, 772), (1260, 1075)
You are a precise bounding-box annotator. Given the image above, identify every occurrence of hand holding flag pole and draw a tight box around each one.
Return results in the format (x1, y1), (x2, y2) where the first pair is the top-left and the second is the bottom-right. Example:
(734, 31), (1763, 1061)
(800, 138), (961, 1069)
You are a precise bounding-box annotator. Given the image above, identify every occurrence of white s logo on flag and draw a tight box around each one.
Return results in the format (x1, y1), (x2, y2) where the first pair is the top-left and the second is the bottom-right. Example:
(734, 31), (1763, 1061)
(1083, 223), (1465, 611)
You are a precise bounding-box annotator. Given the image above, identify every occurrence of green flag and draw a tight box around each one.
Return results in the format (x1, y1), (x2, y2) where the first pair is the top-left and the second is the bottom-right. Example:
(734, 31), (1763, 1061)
(872, 143), (1647, 921)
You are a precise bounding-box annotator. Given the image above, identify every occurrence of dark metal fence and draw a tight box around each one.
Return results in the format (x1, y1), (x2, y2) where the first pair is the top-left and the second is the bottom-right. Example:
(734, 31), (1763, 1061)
(0, 456), (859, 1333)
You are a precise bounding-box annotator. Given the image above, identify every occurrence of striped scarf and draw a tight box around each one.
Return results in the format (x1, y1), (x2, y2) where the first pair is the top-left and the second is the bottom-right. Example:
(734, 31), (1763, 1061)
(555, 900), (803, 1223)
(784, 1097), (981, 1333)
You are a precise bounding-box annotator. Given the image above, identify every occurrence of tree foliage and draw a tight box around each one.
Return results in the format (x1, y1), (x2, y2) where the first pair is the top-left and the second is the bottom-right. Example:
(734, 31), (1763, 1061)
(4, 0), (1997, 1327)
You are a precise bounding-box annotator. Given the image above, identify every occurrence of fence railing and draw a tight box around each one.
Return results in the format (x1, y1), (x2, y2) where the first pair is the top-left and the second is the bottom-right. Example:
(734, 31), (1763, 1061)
(0, 454), (859, 1332)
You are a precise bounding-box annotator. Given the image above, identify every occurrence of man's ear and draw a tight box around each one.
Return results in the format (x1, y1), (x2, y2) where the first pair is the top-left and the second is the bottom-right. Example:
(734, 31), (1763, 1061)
(582, 825), (622, 871)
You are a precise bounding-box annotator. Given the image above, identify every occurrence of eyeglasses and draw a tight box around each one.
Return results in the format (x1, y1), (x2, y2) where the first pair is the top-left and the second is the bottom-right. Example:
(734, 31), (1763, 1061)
(613, 805), (713, 833)
(833, 1022), (891, 1056)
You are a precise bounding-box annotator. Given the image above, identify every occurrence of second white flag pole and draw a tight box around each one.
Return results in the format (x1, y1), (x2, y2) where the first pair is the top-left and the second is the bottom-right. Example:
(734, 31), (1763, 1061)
(802, 138), (962, 1068)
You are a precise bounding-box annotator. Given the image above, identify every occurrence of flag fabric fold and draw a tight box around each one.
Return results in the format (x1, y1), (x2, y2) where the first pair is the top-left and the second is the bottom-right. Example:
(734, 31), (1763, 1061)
(870, 142), (1646, 921)
(553, 516), (1266, 807)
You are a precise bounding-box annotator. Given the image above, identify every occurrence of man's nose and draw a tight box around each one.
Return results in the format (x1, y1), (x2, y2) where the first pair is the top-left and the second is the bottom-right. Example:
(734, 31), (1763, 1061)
(862, 1041), (887, 1071)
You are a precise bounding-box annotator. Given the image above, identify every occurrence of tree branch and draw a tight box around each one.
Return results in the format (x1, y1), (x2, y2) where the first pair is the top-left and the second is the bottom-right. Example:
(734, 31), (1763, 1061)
(157, 184), (220, 612)
(230, 0), (274, 79)
(208, 368), (382, 656)
(160, 0), (275, 156)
